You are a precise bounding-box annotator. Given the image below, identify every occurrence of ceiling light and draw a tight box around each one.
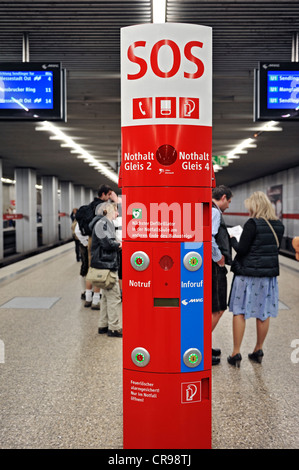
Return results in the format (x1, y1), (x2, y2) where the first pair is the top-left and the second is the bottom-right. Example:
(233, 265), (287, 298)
(246, 120), (282, 133)
(260, 121), (282, 132)
(227, 156), (240, 160)
(213, 164), (223, 172)
(1, 177), (16, 184)
(35, 121), (118, 184)
(153, 0), (166, 23)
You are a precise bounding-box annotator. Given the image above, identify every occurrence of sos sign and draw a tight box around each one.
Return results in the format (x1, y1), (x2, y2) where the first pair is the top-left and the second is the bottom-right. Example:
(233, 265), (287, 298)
(121, 24), (212, 128)
(127, 39), (205, 80)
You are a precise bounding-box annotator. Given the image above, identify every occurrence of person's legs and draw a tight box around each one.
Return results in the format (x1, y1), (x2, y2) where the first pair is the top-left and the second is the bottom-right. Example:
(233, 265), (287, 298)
(211, 262), (228, 363)
(98, 290), (108, 329)
(106, 280), (122, 332)
(84, 285), (93, 307)
(254, 317), (270, 352)
(231, 314), (246, 356)
(212, 310), (224, 331)
(91, 286), (101, 309)
(79, 245), (89, 299)
(84, 237), (93, 306)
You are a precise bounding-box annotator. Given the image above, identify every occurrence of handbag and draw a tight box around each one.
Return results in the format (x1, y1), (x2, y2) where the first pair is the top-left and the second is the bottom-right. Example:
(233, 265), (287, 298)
(86, 267), (117, 290)
(262, 217), (279, 248)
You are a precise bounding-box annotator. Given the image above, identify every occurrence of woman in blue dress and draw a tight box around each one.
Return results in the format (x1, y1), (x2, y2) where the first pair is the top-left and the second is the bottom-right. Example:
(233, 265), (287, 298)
(228, 191), (284, 367)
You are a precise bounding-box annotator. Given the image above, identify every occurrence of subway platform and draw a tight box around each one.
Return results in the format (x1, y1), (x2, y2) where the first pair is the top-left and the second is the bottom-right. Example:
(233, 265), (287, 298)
(0, 242), (298, 449)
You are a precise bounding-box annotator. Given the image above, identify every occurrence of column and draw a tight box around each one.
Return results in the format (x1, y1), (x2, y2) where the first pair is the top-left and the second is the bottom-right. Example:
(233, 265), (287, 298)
(41, 176), (59, 245)
(15, 168), (37, 253)
(74, 185), (85, 209)
(60, 181), (74, 240)
(85, 188), (94, 205)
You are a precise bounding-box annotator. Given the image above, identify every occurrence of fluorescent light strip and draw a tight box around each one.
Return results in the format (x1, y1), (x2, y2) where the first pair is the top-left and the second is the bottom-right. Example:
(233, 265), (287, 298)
(260, 120), (282, 131)
(1, 177), (16, 184)
(221, 120), (282, 171)
(35, 121), (118, 184)
(153, 0), (166, 23)
(1, 177), (42, 190)
(213, 165), (223, 172)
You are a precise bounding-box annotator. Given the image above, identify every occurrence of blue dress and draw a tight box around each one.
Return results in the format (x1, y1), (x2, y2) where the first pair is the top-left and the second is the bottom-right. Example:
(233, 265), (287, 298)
(229, 275), (279, 320)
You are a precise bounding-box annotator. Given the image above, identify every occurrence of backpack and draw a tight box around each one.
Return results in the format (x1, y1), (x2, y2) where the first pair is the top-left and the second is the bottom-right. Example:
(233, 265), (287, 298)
(75, 203), (96, 236)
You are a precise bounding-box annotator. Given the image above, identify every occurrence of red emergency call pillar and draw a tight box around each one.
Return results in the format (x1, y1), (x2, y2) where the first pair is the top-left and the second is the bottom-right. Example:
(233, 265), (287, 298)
(121, 23), (213, 449)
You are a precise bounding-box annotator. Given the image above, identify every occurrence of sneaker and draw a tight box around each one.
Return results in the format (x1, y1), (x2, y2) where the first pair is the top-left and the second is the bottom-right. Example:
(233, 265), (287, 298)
(84, 300), (92, 308)
(91, 303), (100, 310)
(98, 327), (108, 334)
(107, 329), (122, 338)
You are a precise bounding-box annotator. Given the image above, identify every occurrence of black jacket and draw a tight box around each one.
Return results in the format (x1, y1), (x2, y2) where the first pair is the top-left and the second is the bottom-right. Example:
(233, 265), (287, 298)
(213, 202), (233, 265)
(90, 215), (120, 271)
(231, 218), (284, 277)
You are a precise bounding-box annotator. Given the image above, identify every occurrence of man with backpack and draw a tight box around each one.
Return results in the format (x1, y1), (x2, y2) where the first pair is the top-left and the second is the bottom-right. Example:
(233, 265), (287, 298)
(76, 184), (113, 309)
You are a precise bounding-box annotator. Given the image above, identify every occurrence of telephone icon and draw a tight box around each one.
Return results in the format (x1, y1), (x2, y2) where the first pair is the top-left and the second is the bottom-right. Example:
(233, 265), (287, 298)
(133, 97), (152, 119)
(139, 101), (146, 115)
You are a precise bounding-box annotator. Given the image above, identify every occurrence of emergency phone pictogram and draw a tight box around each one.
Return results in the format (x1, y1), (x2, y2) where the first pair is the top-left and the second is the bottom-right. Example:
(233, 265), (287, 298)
(133, 97), (152, 119)
(132, 96), (200, 120)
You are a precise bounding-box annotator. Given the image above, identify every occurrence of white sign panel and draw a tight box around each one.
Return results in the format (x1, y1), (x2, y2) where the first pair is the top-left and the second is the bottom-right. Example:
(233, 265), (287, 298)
(121, 23), (212, 127)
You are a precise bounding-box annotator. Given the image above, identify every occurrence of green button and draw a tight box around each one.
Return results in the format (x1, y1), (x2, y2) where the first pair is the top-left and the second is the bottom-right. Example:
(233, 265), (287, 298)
(135, 256), (144, 266)
(136, 353), (145, 363)
(189, 257), (199, 267)
(189, 353), (199, 364)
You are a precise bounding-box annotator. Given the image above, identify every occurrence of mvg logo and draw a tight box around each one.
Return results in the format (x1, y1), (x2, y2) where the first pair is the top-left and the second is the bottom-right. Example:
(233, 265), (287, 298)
(181, 298), (203, 306)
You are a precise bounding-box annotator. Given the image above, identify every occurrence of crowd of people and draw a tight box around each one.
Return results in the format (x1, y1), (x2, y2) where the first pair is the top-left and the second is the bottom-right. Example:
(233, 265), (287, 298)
(71, 183), (285, 365)
(71, 184), (123, 338)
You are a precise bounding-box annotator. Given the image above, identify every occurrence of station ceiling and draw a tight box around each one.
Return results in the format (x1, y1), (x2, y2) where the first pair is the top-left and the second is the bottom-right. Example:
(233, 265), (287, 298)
(0, 0), (299, 193)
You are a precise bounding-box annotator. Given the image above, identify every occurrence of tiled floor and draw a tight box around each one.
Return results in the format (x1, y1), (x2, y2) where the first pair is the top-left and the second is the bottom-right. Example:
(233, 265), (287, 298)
(212, 255), (299, 449)
(0, 243), (298, 449)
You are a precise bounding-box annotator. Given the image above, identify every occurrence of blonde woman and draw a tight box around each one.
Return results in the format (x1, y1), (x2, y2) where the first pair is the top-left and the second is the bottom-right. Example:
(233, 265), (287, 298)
(89, 201), (122, 337)
(227, 191), (284, 367)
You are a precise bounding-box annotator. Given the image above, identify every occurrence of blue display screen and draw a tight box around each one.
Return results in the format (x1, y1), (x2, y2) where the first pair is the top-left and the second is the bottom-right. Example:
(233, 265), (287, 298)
(0, 70), (54, 110)
(267, 71), (299, 109)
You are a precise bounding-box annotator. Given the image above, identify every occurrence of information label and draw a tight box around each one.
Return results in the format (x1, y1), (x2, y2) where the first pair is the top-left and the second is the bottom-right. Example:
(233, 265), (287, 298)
(267, 71), (299, 109)
(0, 71), (54, 110)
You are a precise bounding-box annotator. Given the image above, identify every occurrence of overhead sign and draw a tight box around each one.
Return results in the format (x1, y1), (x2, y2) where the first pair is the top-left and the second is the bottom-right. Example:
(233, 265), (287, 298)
(212, 155), (228, 166)
(0, 62), (66, 121)
(255, 61), (299, 121)
(121, 23), (212, 188)
(121, 24), (212, 128)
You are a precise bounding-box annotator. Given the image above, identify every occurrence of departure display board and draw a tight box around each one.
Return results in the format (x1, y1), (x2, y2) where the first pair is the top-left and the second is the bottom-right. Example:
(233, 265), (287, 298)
(255, 62), (299, 121)
(0, 70), (54, 109)
(0, 62), (66, 121)
(267, 70), (299, 109)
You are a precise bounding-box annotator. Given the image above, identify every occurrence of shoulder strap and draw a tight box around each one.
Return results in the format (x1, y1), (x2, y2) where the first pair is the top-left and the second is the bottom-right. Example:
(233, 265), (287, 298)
(261, 218), (279, 248)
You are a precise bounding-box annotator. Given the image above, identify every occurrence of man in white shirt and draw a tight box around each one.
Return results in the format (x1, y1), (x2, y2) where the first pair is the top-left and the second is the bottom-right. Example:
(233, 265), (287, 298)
(211, 185), (233, 364)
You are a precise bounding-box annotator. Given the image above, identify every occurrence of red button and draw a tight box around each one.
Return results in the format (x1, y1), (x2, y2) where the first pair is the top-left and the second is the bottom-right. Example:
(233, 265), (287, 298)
(156, 144), (177, 166)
